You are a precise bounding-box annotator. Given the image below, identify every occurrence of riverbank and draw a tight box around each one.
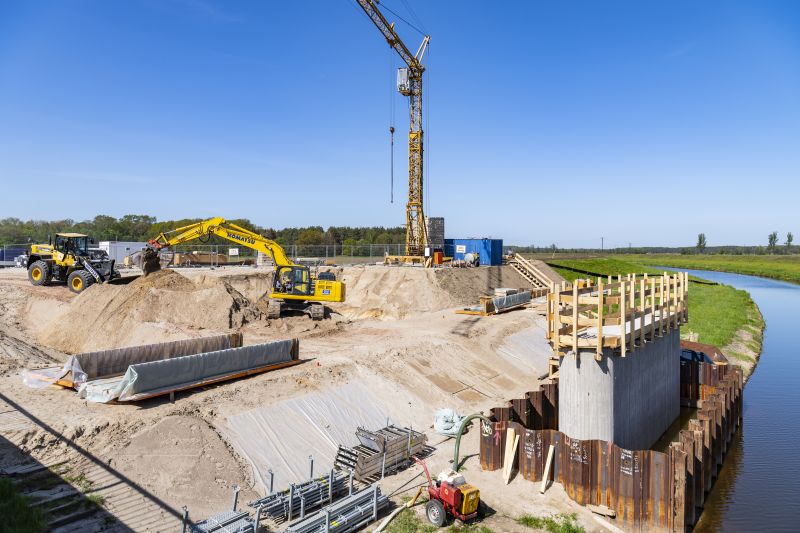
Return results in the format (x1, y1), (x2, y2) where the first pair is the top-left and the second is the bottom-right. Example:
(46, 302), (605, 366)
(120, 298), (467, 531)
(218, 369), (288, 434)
(541, 257), (765, 378)
(625, 253), (800, 285)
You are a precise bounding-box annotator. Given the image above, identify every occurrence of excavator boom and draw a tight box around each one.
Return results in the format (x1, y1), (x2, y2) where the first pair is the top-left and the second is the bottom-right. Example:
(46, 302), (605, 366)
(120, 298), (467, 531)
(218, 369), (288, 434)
(142, 217), (345, 319)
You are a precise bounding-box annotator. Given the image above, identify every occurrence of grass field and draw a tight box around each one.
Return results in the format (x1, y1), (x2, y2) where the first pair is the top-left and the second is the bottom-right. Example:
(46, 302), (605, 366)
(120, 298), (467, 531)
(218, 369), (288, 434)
(0, 477), (46, 533)
(542, 257), (764, 367)
(625, 254), (800, 284)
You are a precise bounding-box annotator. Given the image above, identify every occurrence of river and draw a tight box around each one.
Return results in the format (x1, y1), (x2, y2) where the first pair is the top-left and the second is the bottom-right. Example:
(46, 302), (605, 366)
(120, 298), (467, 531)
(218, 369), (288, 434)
(662, 268), (800, 532)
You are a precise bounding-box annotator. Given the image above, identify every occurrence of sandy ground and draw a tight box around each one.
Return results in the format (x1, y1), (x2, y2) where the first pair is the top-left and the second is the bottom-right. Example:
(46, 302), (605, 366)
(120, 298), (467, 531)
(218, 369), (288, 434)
(0, 265), (614, 532)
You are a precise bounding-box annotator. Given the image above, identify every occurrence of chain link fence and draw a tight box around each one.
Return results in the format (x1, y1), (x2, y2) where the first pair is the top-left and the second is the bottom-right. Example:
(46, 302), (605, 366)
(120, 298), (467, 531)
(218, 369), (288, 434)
(1, 242), (410, 268)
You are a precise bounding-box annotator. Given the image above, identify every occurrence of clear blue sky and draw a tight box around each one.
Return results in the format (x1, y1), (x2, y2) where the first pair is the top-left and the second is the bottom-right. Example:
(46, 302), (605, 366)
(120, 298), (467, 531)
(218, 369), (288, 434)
(1, 0), (798, 247)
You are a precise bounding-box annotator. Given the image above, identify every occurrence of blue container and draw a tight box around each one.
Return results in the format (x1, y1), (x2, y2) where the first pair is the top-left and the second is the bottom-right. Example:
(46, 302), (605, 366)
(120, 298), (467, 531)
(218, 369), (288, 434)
(444, 238), (503, 266)
(0, 247), (26, 261)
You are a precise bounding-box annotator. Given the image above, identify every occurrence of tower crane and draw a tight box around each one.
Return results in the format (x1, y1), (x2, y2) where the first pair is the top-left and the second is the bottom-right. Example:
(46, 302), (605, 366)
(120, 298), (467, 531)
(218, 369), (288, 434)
(355, 0), (430, 263)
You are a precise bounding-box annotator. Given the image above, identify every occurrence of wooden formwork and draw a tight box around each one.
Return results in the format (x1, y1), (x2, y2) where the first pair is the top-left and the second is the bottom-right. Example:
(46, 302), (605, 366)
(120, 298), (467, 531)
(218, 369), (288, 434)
(547, 272), (689, 361)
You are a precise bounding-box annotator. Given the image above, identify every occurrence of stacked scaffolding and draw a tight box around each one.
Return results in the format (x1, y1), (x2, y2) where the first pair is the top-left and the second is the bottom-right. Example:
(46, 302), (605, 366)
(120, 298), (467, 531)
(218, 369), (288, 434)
(248, 469), (353, 522)
(284, 485), (388, 533)
(334, 425), (427, 481)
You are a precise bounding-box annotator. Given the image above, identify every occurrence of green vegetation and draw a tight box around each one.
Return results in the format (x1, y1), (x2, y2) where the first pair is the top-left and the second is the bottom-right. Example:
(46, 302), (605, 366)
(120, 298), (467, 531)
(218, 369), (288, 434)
(544, 257), (764, 362)
(0, 215), (405, 248)
(627, 254), (800, 285)
(516, 513), (585, 533)
(385, 508), (493, 533)
(0, 477), (47, 533)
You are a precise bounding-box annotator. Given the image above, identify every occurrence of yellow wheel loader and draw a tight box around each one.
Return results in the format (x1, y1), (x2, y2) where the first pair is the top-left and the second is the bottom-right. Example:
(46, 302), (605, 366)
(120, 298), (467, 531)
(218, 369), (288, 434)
(142, 217), (345, 320)
(27, 233), (123, 294)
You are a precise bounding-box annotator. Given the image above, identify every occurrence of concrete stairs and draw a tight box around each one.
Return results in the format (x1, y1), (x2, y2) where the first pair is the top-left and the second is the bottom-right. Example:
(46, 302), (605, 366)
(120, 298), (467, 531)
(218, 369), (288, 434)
(507, 253), (565, 292)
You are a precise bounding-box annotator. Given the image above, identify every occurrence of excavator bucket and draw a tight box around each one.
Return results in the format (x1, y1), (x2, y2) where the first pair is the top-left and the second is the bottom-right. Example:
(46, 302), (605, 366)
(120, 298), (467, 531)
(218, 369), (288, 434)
(141, 248), (162, 276)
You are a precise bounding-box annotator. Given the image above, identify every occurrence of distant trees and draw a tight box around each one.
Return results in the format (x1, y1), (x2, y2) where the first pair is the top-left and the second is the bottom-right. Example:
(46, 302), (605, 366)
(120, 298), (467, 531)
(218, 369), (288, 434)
(696, 233), (707, 254)
(787, 232), (794, 250)
(768, 231), (779, 253)
(0, 216), (405, 248)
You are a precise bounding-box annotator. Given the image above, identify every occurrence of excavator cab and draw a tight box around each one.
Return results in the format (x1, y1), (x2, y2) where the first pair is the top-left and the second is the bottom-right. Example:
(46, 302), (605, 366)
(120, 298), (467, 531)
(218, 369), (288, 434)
(273, 265), (311, 297)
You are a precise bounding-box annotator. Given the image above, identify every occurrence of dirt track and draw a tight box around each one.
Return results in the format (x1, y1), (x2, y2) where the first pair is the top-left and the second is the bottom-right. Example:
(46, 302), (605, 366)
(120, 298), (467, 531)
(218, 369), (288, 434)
(0, 265), (609, 532)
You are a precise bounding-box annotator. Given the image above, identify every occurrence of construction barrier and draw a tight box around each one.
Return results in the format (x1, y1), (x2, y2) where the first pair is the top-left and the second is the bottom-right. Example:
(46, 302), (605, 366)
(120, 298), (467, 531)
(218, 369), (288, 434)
(480, 368), (743, 531)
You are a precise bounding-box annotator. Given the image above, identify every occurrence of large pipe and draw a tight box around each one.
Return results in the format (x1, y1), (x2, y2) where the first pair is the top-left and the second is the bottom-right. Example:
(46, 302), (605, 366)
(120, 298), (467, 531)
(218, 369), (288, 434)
(453, 413), (492, 472)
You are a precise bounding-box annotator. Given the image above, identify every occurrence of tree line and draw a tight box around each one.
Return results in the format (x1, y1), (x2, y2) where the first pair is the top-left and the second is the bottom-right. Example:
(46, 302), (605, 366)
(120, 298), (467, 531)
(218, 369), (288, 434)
(696, 231), (794, 254)
(0, 216), (406, 248)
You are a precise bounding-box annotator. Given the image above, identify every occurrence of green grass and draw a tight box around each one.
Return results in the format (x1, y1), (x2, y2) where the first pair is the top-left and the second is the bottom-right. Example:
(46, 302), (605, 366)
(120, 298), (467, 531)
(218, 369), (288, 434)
(625, 254), (800, 284)
(0, 477), (47, 533)
(516, 513), (585, 533)
(385, 507), (493, 533)
(544, 257), (764, 359)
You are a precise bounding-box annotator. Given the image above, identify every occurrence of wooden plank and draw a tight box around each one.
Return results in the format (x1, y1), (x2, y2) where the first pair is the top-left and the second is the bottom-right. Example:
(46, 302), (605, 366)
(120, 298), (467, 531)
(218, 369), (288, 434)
(540, 444), (555, 493)
(572, 283), (578, 356)
(596, 282), (604, 361)
(503, 428), (518, 484)
(620, 281), (627, 357)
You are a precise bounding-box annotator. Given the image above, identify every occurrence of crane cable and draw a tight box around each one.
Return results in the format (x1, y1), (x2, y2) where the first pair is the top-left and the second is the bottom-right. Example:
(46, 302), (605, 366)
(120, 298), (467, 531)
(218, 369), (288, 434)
(389, 44), (395, 204)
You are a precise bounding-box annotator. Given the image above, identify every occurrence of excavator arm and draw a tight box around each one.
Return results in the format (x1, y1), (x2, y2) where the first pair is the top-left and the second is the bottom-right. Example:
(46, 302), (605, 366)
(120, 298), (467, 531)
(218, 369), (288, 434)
(147, 217), (294, 267)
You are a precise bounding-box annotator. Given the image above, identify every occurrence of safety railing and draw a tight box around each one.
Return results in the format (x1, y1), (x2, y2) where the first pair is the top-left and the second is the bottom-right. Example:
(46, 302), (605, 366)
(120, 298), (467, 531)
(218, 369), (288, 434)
(547, 272), (689, 358)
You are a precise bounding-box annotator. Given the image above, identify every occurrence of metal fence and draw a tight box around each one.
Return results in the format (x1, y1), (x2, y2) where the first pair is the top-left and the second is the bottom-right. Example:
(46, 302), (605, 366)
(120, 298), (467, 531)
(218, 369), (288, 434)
(1, 242), (411, 268)
(164, 243), (408, 267)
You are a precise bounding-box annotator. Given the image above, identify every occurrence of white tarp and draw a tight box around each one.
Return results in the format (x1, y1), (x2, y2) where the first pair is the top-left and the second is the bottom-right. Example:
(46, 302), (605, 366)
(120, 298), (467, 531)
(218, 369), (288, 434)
(78, 339), (296, 403)
(221, 381), (407, 493)
(496, 325), (552, 373)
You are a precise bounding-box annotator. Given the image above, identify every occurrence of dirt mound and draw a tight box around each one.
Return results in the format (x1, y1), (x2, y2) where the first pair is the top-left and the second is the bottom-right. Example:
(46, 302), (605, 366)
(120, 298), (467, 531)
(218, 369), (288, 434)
(435, 266), (531, 304)
(38, 270), (261, 353)
(334, 265), (532, 319)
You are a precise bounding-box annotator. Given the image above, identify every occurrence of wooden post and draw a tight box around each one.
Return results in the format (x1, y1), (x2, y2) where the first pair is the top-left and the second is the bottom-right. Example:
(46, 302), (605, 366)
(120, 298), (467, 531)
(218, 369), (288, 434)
(596, 282), (604, 360)
(553, 288), (561, 354)
(620, 281), (627, 357)
(540, 444), (555, 494)
(639, 277), (646, 346)
(650, 277), (656, 340)
(684, 272), (690, 322)
(572, 282), (579, 357)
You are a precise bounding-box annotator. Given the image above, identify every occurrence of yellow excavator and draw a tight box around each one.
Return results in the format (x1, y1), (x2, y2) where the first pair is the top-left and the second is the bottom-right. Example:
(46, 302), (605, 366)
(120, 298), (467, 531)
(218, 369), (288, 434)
(142, 217), (345, 320)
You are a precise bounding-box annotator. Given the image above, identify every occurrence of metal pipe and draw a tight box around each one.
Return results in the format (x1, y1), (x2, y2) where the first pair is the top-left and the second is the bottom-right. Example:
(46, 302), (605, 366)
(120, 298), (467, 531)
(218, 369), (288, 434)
(328, 469), (334, 503)
(232, 485), (240, 511)
(349, 469), (354, 496)
(300, 494), (305, 519)
(181, 506), (188, 533)
(268, 468), (274, 494)
(309, 455), (314, 480)
(288, 484), (294, 521)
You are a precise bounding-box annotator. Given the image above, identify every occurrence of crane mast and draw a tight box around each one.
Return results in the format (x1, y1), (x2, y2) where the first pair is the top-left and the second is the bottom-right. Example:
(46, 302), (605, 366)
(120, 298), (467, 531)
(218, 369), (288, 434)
(355, 0), (430, 259)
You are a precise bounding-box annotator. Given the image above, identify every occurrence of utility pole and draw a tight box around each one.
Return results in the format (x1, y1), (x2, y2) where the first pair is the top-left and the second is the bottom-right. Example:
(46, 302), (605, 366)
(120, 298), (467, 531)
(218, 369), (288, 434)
(601, 237), (604, 252)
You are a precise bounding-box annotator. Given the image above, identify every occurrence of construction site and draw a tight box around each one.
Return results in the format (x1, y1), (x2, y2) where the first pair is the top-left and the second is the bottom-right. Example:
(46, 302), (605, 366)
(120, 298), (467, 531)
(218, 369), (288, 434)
(0, 2), (753, 533)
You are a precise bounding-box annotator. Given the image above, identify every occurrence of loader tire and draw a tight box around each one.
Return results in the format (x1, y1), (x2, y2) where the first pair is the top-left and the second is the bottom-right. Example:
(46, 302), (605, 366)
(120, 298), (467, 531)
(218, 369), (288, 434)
(67, 270), (94, 294)
(28, 260), (51, 286)
(266, 299), (282, 319)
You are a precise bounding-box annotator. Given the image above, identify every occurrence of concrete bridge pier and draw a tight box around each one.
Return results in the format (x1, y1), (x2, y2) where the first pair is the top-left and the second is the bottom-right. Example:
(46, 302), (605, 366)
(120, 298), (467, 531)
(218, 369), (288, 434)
(558, 329), (680, 450)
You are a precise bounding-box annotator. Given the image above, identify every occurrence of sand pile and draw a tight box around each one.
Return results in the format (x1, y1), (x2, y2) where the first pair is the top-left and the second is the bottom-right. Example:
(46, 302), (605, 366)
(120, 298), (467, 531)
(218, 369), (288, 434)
(38, 270), (261, 353)
(335, 265), (531, 319)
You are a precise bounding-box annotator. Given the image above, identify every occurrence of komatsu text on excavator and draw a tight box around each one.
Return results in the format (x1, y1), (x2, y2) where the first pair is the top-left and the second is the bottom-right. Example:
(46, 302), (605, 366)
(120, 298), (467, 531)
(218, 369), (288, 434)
(141, 217), (345, 320)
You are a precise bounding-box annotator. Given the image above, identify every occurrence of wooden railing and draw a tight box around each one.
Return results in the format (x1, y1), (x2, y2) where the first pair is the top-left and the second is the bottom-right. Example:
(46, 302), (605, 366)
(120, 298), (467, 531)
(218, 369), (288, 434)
(547, 272), (688, 358)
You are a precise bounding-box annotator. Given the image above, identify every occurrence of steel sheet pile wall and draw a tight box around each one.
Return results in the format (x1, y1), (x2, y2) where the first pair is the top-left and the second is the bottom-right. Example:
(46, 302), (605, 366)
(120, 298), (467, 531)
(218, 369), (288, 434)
(670, 367), (743, 529)
(479, 369), (743, 531)
(479, 384), (558, 471)
(680, 356), (732, 407)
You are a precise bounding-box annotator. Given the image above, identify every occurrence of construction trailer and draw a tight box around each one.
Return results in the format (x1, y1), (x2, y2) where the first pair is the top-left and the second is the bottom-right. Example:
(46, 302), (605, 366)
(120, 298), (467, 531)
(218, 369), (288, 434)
(444, 239), (503, 266)
(98, 241), (146, 264)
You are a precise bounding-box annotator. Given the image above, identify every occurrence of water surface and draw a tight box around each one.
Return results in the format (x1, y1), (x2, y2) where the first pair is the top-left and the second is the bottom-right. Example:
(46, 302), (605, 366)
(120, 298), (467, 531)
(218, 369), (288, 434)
(662, 268), (800, 532)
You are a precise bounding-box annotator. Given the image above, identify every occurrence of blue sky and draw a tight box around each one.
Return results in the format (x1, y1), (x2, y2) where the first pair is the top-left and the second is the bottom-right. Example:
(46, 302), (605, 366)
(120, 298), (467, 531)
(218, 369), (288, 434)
(1, 0), (798, 247)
